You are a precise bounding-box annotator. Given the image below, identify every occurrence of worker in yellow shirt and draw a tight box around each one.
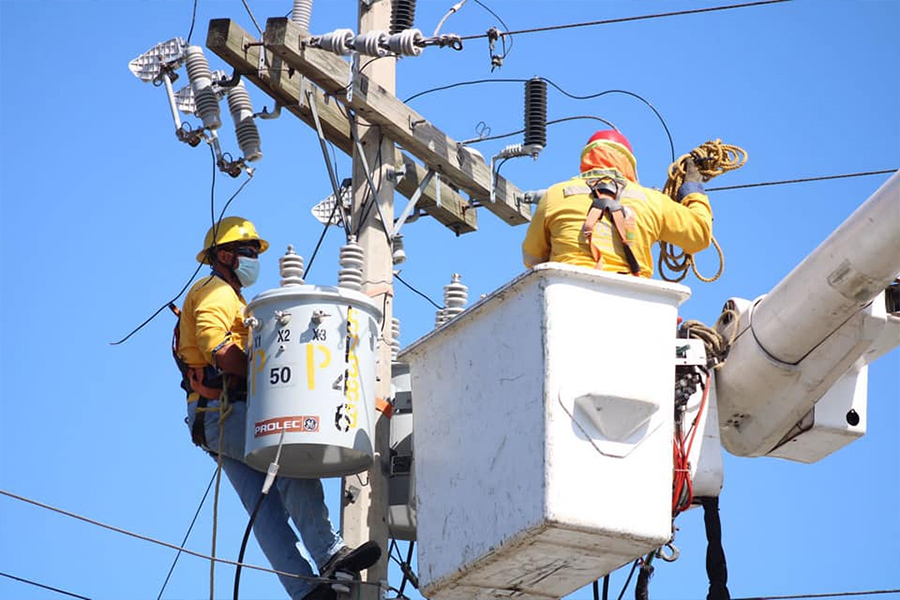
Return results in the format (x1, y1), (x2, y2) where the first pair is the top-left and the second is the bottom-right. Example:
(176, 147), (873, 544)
(176, 217), (379, 600)
(522, 129), (712, 278)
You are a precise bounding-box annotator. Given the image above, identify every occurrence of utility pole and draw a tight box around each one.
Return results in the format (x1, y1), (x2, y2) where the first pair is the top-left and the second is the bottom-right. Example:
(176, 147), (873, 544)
(342, 0), (394, 596)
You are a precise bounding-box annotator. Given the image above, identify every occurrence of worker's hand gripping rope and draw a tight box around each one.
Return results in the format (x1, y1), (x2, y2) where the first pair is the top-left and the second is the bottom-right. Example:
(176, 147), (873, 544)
(658, 139), (748, 283)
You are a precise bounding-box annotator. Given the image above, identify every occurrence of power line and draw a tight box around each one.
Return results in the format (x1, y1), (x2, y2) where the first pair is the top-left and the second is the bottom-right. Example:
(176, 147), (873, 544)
(0, 488), (380, 588)
(156, 469), (217, 600)
(732, 590), (900, 600)
(240, 0), (263, 35)
(706, 169), (897, 191)
(458, 0), (794, 42)
(395, 272), (443, 310)
(185, 0), (199, 44)
(0, 571), (92, 600)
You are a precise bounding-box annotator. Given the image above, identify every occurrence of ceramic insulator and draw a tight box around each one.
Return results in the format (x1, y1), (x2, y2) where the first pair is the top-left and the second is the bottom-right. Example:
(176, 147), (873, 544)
(338, 236), (365, 291)
(185, 46), (221, 130)
(227, 81), (262, 162)
(279, 245), (305, 286)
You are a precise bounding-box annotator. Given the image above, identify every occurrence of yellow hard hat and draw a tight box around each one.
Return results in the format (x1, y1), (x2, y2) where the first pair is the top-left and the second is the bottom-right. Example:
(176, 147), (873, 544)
(196, 216), (270, 263)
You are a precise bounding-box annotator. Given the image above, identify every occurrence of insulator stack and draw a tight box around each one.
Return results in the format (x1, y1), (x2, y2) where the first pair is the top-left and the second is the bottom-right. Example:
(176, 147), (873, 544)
(292, 0), (313, 30)
(353, 31), (390, 57)
(392, 234), (407, 265)
(184, 46), (221, 130)
(338, 236), (365, 291)
(434, 307), (447, 329)
(386, 29), (423, 56)
(279, 245), (305, 286)
(391, 317), (401, 362)
(524, 77), (547, 154)
(317, 29), (355, 55)
(390, 0), (417, 34)
(227, 81), (262, 162)
(442, 273), (468, 322)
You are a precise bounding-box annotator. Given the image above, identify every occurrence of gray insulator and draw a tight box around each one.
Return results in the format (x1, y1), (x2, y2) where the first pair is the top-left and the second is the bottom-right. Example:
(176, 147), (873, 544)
(338, 236), (365, 291)
(318, 29), (355, 55)
(392, 234), (406, 265)
(442, 273), (468, 321)
(280, 245), (306, 286)
(292, 0), (313, 30)
(352, 31), (389, 57)
(227, 81), (262, 162)
(185, 46), (221, 130)
(434, 308), (447, 329)
(391, 317), (401, 362)
(390, 0), (417, 34)
(386, 29), (423, 56)
(524, 77), (547, 150)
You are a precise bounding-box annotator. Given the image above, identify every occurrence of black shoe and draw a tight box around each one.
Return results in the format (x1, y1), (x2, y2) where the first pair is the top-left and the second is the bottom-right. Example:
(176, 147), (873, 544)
(320, 541), (382, 579)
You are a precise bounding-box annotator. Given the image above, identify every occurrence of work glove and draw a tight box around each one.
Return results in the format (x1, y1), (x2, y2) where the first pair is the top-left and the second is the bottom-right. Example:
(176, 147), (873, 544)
(684, 157), (703, 184)
(676, 157), (705, 202)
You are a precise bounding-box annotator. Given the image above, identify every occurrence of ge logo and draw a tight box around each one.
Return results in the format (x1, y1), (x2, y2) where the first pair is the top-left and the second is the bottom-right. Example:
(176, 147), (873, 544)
(302, 417), (319, 432)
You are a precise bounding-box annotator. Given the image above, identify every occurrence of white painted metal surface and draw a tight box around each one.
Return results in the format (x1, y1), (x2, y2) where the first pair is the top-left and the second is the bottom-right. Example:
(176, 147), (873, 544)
(399, 263), (690, 600)
(715, 172), (900, 457)
(244, 284), (381, 477)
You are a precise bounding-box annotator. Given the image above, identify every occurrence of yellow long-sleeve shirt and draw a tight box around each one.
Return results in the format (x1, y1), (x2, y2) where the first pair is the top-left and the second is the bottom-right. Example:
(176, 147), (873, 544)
(521, 174), (712, 278)
(177, 275), (249, 369)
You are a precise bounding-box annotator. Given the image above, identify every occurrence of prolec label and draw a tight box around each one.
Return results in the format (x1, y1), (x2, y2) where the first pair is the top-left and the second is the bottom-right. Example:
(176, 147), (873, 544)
(254, 415), (320, 437)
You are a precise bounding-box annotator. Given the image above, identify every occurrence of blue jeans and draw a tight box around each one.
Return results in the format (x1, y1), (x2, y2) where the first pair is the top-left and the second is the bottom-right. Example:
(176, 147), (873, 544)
(187, 399), (344, 600)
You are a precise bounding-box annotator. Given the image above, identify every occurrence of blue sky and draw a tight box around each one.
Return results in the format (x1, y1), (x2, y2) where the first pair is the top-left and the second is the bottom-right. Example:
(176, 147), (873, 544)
(1, 1), (898, 599)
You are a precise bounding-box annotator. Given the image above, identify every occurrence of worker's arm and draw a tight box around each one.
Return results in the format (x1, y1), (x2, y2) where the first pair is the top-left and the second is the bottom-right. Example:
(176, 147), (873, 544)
(194, 284), (248, 377)
(522, 194), (551, 268)
(658, 160), (712, 254)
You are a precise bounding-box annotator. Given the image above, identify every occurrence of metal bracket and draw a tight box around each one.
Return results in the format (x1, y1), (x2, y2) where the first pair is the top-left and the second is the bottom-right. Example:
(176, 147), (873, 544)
(307, 89), (351, 233)
(346, 51), (359, 103)
(392, 169), (435, 237)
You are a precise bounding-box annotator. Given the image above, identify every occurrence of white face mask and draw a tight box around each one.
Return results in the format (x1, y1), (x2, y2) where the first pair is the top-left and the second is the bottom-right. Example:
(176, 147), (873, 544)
(234, 256), (260, 287)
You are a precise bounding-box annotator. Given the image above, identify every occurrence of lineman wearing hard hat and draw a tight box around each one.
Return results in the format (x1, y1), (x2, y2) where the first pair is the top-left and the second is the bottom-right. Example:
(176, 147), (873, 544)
(522, 130), (712, 277)
(176, 217), (379, 600)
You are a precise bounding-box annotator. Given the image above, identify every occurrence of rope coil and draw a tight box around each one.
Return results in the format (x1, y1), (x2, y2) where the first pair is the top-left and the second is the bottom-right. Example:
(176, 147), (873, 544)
(658, 139), (747, 283)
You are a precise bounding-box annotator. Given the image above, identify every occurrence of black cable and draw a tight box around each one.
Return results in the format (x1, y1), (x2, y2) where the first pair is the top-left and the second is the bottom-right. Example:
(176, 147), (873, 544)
(233, 491), (269, 600)
(186, 0), (199, 44)
(603, 575), (611, 600)
(110, 152), (253, 345)
(731, 591), (900, 600)
(706, 169), (897, 191)
(474, 0), (514, 63)
(700, 496), (730, 600)
(395, 273), (443, 310)
(616, 560), (640, 600)
(397, 540), (417, 596)
(594, 579), (600, 600)
(0, 571), (91, 600)
(406, 78), (674, 162)
(466, 115), (619, 145)
(303, 198), (340, 280)
(156, 470), (217, 600)
(457, 0), (794, 41)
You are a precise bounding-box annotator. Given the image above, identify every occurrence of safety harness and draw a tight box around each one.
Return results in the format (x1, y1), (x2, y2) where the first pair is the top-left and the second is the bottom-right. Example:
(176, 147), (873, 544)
(582, 177), (641, 276)
(168, 302), (246, 449)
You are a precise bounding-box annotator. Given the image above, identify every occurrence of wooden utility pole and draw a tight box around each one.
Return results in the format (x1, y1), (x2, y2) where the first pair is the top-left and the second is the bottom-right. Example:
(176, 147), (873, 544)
(342, 0), (394, 596)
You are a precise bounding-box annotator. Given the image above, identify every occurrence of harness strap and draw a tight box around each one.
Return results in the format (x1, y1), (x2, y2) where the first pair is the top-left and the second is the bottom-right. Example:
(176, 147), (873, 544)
(584, 178), (641, 275)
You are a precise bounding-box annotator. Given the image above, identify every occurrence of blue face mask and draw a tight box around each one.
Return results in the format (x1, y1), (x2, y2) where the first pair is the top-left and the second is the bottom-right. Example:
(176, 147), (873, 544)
(234, 256), (260, 287)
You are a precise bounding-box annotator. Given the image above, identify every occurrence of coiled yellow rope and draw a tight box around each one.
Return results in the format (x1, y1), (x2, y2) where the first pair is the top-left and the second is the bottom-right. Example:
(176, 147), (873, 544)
(658, 139), (748, 283)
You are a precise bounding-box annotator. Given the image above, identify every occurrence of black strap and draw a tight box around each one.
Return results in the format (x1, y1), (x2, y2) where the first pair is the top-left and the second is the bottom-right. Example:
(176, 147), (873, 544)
(586, 178), (641, 276)
(191, 397), (209, 448)
(700, 496), (731, 600)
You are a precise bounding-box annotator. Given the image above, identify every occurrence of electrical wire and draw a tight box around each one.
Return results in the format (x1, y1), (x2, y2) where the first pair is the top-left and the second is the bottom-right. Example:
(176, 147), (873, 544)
(394, 272), (443, 310)
(457, 0), (794, 42)
(464, 115), (619, 145)
(615, 559), (640, 600)
(473, 0), (513, 66)
(0, 571), (91, 600)
(731, 591), (900, 600)
(707, 168), (897, 191)
(405, 78), (674, 161)
(109, 152), (253, 345)
(0, 488), (381, 588)
(156, 469), (217, 600)
(186, 0), (199, 44)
